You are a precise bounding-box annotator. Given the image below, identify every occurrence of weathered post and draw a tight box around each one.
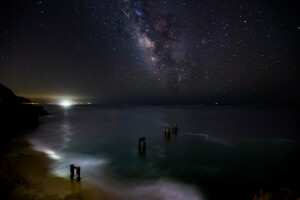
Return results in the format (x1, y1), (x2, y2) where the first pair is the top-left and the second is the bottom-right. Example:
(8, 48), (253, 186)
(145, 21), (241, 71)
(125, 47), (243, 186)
(70, 164), (75, 179)
(76, 166), (81, 181)
(165, 127), (170, 138)
(173, 124), (178, 133)
(70, 164), (81, 181)
(138, 137), (146, 154)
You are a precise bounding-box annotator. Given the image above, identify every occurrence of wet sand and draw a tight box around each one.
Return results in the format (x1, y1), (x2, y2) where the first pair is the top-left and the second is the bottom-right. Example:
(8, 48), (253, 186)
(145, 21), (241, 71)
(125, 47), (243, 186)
(0, 137), (115, 200)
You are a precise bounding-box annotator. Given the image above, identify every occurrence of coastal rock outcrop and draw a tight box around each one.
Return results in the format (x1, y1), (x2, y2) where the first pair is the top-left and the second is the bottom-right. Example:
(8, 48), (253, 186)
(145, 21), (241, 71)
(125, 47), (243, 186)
(0, 83), (31, 104)
(0, 83), (47, 132)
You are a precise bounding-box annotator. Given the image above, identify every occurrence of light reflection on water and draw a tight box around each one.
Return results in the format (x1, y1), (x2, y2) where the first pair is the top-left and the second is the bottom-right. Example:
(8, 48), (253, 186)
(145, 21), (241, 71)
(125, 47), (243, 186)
(61, 111), (71, 150)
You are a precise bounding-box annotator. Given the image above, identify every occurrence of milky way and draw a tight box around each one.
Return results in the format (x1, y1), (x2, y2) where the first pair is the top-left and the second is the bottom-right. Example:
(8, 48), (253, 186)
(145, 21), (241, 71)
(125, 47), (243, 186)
(1, 0), (299, 103)
(120, 0), (190, 86)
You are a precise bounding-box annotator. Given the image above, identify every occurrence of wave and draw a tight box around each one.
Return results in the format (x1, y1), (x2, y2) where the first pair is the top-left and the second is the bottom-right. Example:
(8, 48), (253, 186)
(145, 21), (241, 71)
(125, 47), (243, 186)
(89, 179), (206, 200)
(129, 180), (205, 200)
(184, 132), (231, 147)
(273, 138), (297, 144)
(29, 140), (206, 200)
(28, 138), (109, 178)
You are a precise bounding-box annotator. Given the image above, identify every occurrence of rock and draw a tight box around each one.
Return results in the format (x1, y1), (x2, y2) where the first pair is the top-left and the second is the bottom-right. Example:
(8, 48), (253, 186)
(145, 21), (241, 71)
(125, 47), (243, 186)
(0, 83), (47, 132)
(0, 83), (31, 104)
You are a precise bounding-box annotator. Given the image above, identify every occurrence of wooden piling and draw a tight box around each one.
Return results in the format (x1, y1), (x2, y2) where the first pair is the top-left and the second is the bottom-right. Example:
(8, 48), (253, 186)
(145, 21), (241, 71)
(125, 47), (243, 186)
(173, 124), (178, 133)
(70, 164), (81, 181)
(165, 127), (171, 138)
(138, 137), (146, 153)
(70, 164), (75, 179)
(165, 127), (170, 134)
(76, 167), (81, 181)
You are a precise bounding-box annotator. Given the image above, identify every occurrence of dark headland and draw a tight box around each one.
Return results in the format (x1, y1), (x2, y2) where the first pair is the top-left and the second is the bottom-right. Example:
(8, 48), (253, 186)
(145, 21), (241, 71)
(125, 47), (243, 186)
(0, 83), (47, 132)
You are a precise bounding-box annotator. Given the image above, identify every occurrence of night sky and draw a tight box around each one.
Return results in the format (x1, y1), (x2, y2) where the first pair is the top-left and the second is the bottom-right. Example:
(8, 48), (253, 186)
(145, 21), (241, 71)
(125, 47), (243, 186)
(0, 0), (299, 104)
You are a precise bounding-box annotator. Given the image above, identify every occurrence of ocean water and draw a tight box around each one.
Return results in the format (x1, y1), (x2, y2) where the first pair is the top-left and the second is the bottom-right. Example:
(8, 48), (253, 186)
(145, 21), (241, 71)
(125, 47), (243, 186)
(27, 105), (300, 200)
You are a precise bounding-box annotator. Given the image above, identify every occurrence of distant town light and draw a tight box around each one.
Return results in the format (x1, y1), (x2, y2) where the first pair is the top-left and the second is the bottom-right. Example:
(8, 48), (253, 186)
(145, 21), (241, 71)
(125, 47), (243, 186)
(60, 99), (72, 107)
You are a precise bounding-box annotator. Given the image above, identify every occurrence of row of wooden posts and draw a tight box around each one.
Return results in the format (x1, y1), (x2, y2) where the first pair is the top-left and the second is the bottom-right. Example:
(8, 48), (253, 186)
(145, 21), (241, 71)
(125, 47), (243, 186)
(165, 123), (178, 136)
(70, 124), (178, 180)
(138, 123), (178, 153)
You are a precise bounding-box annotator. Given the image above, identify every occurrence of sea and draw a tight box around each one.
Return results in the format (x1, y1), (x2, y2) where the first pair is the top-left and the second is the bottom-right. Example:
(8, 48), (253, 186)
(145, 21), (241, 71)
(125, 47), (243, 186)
(26, 105), (300, 200)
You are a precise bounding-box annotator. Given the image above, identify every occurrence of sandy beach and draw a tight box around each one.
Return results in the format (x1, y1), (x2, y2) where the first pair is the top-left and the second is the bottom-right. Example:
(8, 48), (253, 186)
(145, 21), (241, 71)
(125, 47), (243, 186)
(0, 136), (115, 200)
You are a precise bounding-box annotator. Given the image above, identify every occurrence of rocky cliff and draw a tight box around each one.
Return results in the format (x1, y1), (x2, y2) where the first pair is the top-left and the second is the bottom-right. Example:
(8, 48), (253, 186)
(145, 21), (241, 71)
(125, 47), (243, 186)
(0, 84), (47, 132)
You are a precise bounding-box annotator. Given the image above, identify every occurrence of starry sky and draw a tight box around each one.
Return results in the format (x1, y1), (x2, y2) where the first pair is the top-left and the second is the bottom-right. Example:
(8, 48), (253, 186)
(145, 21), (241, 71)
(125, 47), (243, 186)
(0, 0), (299, 104)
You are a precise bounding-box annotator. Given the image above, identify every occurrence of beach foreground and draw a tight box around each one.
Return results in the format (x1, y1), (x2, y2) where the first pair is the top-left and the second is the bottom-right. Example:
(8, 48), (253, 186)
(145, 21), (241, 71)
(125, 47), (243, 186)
(0, 137), (115, 200)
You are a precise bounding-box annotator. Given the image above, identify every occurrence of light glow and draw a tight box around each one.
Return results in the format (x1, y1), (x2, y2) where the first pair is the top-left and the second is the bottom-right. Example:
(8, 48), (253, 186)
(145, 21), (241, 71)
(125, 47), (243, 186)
(45, 150), (61, 160)
(60, 99), (72, 107)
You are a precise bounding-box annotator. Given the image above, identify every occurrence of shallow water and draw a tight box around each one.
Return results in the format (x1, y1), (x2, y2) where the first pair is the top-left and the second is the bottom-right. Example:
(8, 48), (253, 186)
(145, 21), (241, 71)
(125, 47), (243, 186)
(27, 105), (300, 199)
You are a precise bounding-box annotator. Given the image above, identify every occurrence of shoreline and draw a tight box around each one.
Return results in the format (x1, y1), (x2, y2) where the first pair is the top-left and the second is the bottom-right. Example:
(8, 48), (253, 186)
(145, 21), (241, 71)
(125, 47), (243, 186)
(0, 136), (206, 200)
(0, 136), (115, 200)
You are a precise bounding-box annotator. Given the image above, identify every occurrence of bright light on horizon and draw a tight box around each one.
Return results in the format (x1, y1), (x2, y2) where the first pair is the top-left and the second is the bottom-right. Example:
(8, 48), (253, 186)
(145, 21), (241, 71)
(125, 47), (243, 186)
(60, 99), (72, 107)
